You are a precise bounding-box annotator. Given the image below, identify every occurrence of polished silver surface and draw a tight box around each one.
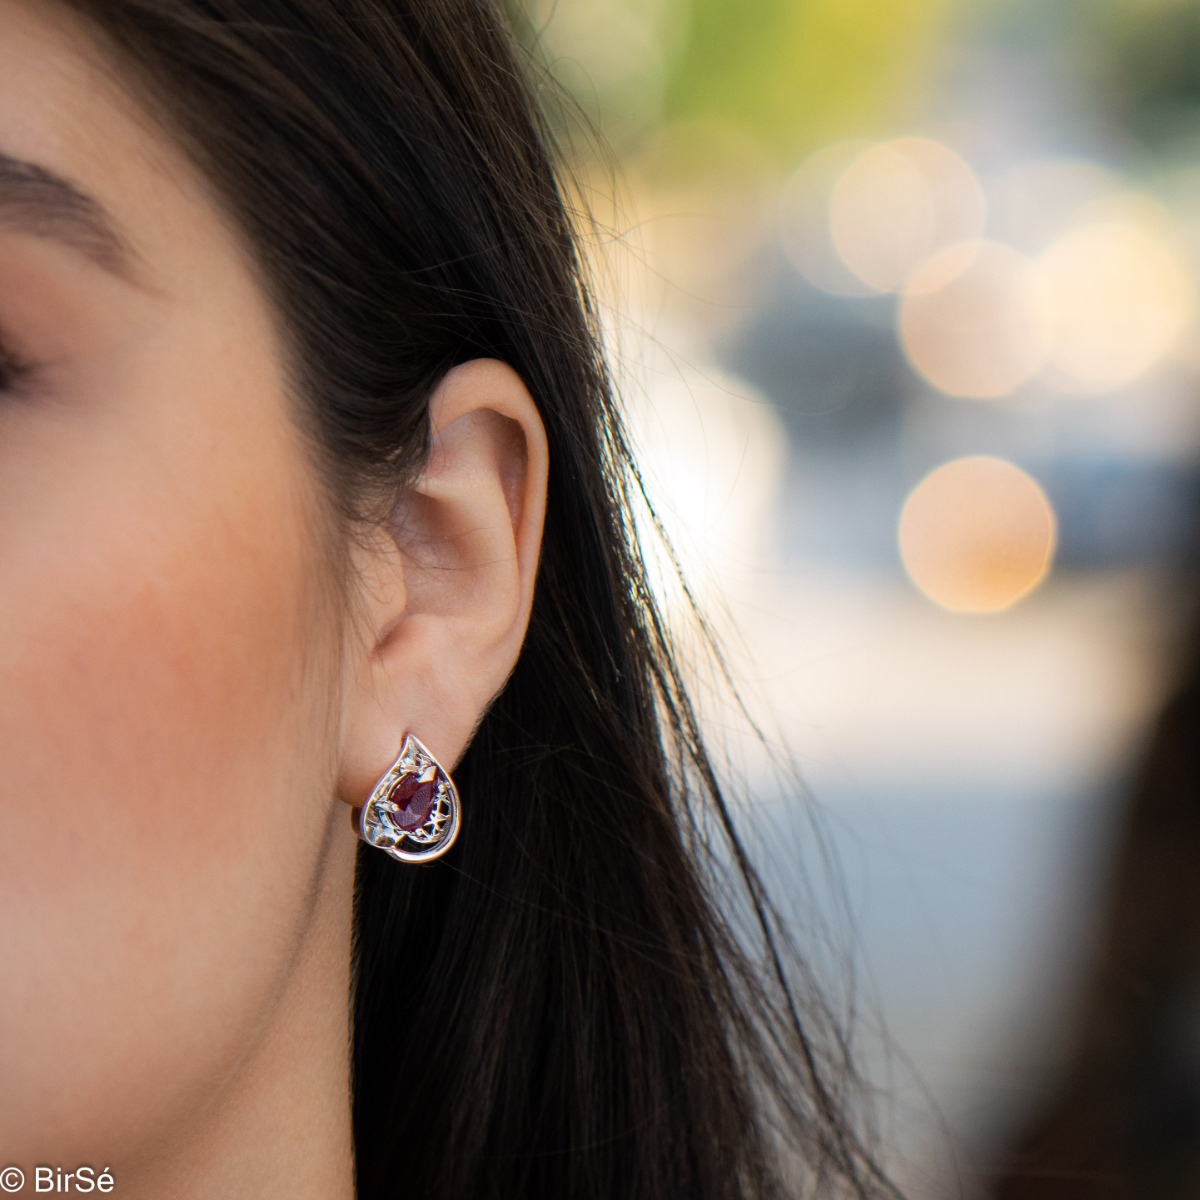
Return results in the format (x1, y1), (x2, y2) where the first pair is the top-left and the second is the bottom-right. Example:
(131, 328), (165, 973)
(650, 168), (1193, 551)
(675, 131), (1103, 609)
(358, 733), (461, 864)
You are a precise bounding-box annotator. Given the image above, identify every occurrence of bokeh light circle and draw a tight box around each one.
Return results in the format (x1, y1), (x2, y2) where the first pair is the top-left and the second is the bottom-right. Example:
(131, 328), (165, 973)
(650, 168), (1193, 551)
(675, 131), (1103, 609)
(899, 241), (1054, 398)
(899, 456), (1057, 613)
(1038, 221), (1194, 392)
(778, 141), (875, 295)
(829, 137), (987, 292)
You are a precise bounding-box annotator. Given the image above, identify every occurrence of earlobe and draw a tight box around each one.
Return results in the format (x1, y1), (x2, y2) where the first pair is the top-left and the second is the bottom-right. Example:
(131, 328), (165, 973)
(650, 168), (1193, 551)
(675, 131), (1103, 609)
(335, 359), (548, 811)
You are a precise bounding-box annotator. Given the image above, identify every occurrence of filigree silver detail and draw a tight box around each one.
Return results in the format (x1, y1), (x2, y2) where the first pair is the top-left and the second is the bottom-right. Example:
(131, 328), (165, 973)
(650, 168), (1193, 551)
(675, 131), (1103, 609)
(357, 734), (461, 864)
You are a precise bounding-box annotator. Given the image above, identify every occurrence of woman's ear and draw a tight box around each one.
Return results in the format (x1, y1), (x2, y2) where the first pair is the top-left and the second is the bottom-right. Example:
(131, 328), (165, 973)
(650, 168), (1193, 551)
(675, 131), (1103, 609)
(335, 358), (548, 807)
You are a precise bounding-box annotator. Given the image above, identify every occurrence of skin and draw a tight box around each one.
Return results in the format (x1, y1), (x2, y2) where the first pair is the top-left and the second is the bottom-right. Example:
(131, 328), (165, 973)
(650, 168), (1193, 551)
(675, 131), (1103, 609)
(0, 2), (549, 1196)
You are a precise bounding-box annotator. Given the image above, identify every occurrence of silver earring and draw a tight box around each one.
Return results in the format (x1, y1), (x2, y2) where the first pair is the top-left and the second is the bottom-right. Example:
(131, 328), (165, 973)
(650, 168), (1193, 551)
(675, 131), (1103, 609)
(356, 733), (461, 864)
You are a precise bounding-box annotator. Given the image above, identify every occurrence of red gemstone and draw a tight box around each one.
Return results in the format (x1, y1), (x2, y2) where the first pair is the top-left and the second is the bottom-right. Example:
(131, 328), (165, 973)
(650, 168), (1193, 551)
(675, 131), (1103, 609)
(388, 774), (438, 831)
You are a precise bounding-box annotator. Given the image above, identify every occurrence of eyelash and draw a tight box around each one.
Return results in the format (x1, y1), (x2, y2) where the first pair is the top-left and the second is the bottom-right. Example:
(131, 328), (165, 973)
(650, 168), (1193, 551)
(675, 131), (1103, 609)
(0, 339), (30, 392)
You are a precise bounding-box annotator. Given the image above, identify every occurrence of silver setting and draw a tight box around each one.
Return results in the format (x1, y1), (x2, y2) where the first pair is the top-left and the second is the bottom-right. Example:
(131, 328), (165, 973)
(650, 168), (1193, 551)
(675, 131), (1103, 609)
(357, 734), (461, 864)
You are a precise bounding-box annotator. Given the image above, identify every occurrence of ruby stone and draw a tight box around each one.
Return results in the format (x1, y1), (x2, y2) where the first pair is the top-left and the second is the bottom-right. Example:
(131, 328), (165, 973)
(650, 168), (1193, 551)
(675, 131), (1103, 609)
(388, 774), (438, 831)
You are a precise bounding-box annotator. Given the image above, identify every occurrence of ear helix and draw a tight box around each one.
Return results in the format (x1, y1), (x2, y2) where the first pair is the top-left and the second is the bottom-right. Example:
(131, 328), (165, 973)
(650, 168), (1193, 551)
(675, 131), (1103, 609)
(353, 733), (461, 864)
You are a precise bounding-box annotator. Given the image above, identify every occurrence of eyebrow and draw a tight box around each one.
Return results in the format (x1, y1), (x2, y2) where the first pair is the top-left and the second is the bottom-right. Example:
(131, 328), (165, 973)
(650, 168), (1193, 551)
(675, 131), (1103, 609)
(0, 151), (137, 279)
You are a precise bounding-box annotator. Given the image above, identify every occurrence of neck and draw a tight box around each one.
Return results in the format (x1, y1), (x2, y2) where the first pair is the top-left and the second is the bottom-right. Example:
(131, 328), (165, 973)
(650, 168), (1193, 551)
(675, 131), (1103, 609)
(120, 830), (359, 1200)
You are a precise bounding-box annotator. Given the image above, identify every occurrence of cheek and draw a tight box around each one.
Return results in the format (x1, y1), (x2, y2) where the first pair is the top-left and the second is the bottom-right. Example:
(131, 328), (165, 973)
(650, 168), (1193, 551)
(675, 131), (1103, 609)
(0, 386), (343, 1157)
(3, 484), (313, 855)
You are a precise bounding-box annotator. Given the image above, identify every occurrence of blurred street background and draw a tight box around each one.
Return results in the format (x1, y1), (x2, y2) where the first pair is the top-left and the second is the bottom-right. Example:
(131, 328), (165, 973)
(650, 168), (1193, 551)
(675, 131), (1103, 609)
(509, 1), (1200, 1194)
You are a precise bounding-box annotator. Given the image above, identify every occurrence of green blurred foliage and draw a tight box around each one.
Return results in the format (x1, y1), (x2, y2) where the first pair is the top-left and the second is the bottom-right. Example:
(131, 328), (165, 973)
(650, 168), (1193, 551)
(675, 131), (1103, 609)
(971, 0), (1200, 154)
(507, 0), (1200, 167)
(1092, 0), (1200, 150)
(663, 0), (957, 158)
(507, 0), (960, 164)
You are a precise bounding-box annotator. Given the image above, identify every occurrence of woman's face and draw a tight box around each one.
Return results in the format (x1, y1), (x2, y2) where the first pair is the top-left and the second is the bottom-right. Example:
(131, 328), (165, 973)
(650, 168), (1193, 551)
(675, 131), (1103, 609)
(0, 0), (356, 1168)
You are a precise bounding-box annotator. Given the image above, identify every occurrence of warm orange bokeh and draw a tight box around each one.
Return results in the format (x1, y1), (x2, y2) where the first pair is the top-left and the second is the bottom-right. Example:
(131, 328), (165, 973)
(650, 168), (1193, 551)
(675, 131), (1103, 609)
(899, 456), (1058, 613)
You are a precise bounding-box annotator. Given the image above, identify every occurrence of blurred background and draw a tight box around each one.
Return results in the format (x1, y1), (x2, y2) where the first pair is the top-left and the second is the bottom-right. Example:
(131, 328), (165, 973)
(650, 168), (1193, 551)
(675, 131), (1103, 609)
(509, 1), (1200, 1195)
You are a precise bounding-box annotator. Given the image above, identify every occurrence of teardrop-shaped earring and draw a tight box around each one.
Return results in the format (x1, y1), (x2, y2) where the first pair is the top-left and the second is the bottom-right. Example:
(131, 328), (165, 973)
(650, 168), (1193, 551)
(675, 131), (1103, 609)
(355, 734), (461, 864)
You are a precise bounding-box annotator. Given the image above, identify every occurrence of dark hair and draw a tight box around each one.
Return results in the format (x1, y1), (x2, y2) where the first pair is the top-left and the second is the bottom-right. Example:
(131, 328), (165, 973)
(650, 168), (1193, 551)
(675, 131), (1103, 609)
(64, 2), (900, 1196)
